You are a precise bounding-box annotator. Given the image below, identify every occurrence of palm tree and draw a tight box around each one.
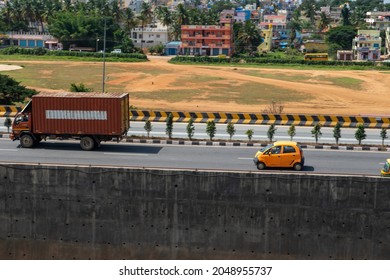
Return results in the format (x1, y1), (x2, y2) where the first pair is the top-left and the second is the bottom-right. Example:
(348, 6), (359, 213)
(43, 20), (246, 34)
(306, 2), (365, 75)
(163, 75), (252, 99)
(138, 1), (153, 49)
(110, 0), (124, 25)
(287, 10), (302, 47)
(237, 21), (262, 54)
(155, 6), (173, 41)
(301, 0), (317, 26)
(122, 8), (138, 36)
(318, 11), (331, 32)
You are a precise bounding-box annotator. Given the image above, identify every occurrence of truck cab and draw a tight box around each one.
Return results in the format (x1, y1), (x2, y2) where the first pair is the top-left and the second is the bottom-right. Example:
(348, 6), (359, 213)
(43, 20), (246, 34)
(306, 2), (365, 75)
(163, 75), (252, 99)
(10, 101), (38, 147)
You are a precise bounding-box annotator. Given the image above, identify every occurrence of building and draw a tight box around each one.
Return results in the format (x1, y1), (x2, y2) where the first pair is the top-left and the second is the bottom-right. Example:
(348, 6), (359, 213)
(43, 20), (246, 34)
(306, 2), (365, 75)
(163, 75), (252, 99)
(1, 32), (60, 50)
(337, 50), (353, 61)
(365, 11), (390, 31)
(258, 24), (272, 52)
(259, 14), (288, 50)
(259, 14), (287, 32)
(131, 23), (169, 49)
(352, 30), (382, 61)
(180, 18), (234, 56)
(164, 41), (181, 55)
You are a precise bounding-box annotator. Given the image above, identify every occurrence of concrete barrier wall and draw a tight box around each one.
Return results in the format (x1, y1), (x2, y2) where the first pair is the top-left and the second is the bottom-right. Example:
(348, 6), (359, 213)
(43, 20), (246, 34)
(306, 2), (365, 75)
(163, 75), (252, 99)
(130, 110), (390, 128)
(2, 106), (390, 127)
(0, 163), (389, 260)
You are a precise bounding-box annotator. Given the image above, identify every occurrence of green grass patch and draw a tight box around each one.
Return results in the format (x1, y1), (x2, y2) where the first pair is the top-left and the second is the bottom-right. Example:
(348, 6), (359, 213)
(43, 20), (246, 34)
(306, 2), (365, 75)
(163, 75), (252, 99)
(322, 77), (364, 90)
(172, 74), (225, 86)
(170, 59), (390, 71)
(0, 54), (146, 63)
(207, 82), (308, 105)
(130, 89), (204, 103)
(1, 62), (126, 92)
(244, 70), (311, 82)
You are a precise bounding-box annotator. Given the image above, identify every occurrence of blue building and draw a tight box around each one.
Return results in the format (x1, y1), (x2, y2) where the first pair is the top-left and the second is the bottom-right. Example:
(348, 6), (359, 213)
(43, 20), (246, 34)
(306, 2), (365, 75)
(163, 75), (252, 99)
(164, 41), (182, 56)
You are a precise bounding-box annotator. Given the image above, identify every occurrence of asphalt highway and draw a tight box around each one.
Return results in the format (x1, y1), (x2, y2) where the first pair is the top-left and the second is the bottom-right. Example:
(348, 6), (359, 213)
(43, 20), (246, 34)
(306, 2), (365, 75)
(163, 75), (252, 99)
(0, 138), (388, 176)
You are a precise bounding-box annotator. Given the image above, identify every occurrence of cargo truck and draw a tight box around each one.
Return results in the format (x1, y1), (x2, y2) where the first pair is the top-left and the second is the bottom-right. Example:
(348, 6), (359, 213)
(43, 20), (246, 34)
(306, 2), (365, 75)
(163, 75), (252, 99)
(10, 92), (129, 150)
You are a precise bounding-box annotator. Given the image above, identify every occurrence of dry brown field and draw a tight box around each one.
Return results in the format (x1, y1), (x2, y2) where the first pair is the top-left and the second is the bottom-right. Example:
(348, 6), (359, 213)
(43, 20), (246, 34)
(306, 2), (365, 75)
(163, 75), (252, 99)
(2, 56), (390, 115)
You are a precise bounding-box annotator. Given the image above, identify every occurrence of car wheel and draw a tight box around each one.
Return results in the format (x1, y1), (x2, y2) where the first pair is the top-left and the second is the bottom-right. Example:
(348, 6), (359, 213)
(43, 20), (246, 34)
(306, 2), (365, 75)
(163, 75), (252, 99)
(257, 162), (266, 170)
(294, 163), (303, 171)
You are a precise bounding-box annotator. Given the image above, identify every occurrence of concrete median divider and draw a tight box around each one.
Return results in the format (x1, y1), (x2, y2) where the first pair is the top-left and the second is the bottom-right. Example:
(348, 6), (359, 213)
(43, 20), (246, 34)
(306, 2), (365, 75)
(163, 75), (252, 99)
(0, 105), (22, 117)
(130, 110), (390, 128)
(1, 105), (389, 128)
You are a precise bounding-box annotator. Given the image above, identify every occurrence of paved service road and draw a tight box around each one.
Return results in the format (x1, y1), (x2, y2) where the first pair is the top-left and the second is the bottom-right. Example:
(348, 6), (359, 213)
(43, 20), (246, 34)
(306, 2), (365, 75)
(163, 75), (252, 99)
(0, 138), (387, 176)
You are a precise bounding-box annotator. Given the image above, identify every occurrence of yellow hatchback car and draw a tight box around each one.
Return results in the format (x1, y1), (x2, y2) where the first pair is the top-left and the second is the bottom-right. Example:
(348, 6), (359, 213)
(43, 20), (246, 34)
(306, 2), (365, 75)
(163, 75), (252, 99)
(381, 159), (390, 176)
(253, 141), (305, 171)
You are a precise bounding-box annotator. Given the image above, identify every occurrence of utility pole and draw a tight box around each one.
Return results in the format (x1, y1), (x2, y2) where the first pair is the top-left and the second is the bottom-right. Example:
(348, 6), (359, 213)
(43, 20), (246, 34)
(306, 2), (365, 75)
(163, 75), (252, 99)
(102, 19), (107, 93)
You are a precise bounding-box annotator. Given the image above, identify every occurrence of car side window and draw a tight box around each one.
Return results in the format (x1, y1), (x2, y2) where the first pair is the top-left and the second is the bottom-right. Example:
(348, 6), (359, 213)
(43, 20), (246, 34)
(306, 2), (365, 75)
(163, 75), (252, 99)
(271, 146), (281, 154)
(283, 145), (296, 153)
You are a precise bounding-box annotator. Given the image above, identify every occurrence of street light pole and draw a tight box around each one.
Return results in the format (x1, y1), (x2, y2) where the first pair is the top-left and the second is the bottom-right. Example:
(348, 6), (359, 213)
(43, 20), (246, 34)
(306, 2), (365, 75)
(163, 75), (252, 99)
(102, 19), (106, 93)
(96, 38), (99, 52)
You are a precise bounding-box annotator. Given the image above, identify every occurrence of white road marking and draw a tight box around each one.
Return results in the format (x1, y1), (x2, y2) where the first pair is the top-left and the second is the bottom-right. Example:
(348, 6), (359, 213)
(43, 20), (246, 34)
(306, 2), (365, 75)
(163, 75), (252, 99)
(104, 152), (149, 156)
(238, 157), (253, 160)
(0, 149), (18, 151)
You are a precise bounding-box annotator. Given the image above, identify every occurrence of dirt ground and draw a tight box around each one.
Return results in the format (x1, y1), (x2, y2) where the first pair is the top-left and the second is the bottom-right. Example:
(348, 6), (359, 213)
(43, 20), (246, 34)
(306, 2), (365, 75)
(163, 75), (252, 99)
(2, 56), (390, 115)
(113, 56), (390, 115)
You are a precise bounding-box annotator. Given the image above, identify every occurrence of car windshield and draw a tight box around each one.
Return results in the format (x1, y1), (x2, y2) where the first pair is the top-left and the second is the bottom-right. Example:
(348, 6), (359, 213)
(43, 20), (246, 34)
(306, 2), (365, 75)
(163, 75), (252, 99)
(383, 162), (390, 172)
(260, 144), (273, 152)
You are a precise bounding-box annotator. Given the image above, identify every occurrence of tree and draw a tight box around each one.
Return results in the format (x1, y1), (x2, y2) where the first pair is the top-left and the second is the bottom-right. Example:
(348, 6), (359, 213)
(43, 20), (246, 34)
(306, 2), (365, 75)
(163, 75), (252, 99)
(380, 128), (388, 146)
(144, 120), (152, 138)
(165, 113), (173, 139)
(326, 26), (357, 50)
(287, 124), (296, 141)
(48, 11), (110, 50)
(226, 122), (236, 141)
(267, 124), (277, 142)
(287, 10), (302, 46)
(69, 83), (92, 92)
(318, 12), (331, 32)
(4, 117), (12, 133)
(155, 6), (173, 41)
(246, 129), (254, 142)
(138, 1), (153, 50)
(333, 122), (342, 145)
(206, 120), (216, 141)
(0, 74), (37, 105)
(341, 4), (351, 26)
(355, 124), (366, 145)
(186, 118), (195, 140)
(311, 123), (322, 144)
(236, 20), (262, 54)
(301, 0), (317, 25)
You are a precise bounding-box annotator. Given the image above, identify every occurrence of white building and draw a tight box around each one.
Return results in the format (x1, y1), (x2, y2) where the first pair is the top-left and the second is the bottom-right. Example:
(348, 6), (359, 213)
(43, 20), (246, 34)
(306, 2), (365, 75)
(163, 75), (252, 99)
(352, 30), (382, 61)
(131, 23), (169, 49)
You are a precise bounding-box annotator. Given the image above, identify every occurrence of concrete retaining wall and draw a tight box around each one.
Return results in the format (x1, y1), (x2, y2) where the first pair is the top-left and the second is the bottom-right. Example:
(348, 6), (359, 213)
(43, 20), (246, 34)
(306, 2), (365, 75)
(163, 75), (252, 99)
(0, 163), (389, 259)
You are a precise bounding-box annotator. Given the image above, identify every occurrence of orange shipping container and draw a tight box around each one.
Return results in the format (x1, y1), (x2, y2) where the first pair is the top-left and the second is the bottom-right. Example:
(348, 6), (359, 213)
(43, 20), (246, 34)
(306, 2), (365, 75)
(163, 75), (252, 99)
(30, 92), (129, 136)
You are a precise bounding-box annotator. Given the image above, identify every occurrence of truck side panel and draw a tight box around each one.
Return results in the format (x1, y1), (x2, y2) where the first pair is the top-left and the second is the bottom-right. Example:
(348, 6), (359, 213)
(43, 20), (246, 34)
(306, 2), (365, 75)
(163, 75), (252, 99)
(32, 93), (129, 136)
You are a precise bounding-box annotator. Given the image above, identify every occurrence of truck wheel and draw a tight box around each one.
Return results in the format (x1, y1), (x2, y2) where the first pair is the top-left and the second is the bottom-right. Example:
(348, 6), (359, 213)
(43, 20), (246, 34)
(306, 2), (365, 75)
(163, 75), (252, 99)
(20, 134), (35, 148)
(256, 162), (266, 170)
(80, 136), (95, 151)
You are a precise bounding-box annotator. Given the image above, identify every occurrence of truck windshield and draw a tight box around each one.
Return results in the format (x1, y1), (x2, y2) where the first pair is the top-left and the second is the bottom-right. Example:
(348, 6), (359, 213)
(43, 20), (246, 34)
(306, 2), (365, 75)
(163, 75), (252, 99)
(14, 114), (28, 124)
